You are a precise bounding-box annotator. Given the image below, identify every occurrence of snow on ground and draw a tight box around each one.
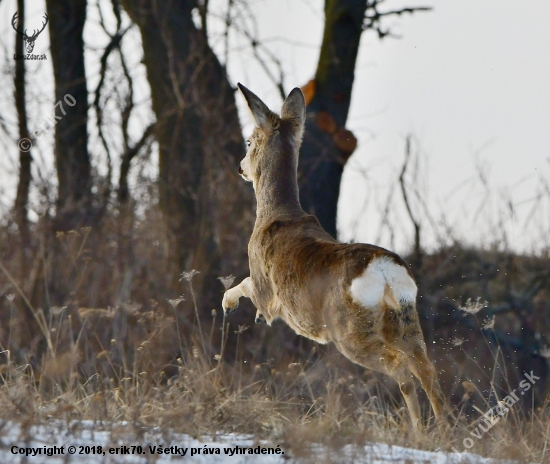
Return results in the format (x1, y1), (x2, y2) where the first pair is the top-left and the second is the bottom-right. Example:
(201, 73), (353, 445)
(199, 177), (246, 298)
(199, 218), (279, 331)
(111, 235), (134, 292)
(0, 420), (513, 463)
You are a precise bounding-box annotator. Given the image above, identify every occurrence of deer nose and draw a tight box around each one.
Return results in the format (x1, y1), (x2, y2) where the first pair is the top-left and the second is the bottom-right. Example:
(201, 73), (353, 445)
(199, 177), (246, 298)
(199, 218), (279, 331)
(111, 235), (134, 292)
(238, 165), (243, 175)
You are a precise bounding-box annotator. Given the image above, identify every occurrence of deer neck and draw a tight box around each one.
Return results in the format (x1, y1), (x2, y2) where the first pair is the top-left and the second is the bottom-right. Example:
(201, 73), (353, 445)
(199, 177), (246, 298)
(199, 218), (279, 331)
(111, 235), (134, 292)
(255, 152), (303, 221)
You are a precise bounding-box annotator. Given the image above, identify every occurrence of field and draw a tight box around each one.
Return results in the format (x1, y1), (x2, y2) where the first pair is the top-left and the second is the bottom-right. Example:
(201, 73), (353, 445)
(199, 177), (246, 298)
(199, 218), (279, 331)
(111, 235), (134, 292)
(0, 239), (549, 462)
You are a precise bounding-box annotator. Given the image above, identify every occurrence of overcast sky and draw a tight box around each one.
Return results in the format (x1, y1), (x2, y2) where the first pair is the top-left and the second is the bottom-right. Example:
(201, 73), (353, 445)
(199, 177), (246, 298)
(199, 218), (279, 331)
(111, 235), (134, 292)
(1, 0), (549, 254)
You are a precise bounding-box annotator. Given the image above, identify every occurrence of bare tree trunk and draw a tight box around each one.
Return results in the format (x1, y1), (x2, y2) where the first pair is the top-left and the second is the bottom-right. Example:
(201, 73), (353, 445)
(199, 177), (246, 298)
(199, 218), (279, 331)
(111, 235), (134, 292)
(300, 0), (430, 238)
(11, 0), (42, 346)
(299, 0), (365, 238)
(121, 0), (253, 305)
(46, 0), (92, 230)
(37, 0), (96, 310)
(13, 0), (32, 248)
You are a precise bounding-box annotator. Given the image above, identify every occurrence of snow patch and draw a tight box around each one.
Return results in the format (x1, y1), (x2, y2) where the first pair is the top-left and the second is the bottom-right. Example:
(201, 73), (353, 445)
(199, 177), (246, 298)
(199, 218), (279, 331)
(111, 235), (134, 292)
(0, 419), (515, 463)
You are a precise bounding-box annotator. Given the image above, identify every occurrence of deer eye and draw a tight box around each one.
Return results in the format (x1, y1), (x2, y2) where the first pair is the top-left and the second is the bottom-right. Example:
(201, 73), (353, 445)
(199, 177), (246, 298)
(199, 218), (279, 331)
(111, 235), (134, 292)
(246, 140), (251, 148)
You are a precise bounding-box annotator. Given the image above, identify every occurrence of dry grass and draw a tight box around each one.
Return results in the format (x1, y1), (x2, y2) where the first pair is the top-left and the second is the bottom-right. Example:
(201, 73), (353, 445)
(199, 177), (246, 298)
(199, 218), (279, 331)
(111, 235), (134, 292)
(0, 178), (548, 462)
(0, 289), (548, 463)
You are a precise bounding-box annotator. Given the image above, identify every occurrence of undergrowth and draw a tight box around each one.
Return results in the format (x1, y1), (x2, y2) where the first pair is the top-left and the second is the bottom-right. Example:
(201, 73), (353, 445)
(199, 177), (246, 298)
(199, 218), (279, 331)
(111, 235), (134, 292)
(0, 214), (548, 462)
(0, 283), (548, 463)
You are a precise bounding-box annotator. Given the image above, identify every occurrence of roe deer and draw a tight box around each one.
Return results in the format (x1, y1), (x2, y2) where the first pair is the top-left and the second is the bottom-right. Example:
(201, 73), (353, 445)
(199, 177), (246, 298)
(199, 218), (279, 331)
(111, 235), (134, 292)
(222, 83), (447, 430)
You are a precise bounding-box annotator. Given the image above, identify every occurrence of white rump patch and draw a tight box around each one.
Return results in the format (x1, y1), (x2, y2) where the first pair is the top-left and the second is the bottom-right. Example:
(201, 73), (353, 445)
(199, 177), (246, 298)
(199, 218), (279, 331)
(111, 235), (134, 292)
(350, 256), (417, 309)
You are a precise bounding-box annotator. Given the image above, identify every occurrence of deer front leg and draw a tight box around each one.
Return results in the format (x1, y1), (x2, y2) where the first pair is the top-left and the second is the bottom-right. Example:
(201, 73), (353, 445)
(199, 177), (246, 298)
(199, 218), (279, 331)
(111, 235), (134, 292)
(222, 277), (253, 314)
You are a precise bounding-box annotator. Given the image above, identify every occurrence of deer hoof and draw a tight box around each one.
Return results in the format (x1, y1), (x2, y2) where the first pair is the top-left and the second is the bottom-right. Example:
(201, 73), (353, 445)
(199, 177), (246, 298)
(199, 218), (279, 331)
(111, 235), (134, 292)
(222, 292), (239, 314)
(224, 302), (238, 314)
(255, 313), (266, 324)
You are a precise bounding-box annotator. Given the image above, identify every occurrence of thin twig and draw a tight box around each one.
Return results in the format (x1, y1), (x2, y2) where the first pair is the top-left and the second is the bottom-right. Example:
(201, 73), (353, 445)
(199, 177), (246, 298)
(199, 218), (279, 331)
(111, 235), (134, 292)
(399, 135), (421, 272)
(364, 2), (432, 39)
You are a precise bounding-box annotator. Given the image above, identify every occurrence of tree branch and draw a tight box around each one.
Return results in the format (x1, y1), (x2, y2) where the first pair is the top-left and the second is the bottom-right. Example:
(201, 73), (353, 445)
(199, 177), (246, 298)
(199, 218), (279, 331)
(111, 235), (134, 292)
(118, 122), (156, 204)
(364, 1), (432, 39)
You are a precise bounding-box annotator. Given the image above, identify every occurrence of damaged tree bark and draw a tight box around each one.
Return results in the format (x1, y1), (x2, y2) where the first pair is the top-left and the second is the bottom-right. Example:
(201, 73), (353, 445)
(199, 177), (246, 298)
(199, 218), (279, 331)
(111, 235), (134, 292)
(298, 0), (365, 238)
(300, 0), (431, 238)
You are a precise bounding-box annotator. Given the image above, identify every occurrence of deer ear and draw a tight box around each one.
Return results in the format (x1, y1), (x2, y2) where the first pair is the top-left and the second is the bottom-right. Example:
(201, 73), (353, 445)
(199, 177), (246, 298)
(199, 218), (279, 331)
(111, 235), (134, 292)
(281, 87), (306, 128)
(238, 83), (274, 133)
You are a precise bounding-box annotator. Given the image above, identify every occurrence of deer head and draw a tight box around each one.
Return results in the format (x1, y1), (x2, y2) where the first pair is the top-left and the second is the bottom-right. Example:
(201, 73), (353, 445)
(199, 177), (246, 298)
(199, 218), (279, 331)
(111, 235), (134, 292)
(12, 12), (48, 54)
(237, 84), (305, 188)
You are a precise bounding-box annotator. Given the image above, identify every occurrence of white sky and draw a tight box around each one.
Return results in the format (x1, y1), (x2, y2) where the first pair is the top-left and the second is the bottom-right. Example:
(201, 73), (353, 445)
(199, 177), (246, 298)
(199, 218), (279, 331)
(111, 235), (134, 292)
(1, 0), (549, 254)
(227, 0), (550, 254)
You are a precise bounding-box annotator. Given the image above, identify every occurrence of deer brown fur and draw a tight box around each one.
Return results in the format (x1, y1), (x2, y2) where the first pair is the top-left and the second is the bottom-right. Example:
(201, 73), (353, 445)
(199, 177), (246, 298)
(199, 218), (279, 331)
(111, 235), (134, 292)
(222, 84), (447, 430)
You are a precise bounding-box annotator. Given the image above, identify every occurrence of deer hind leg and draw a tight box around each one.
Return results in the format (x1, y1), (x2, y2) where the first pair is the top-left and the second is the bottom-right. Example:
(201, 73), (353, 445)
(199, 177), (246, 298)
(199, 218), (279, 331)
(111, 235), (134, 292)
(337, 339), (423, 431)
(384, 300), (449, 426)
(395, 306), (448, 424)
(222, 277), (253, 314)
(402, 341), (447, 425)
(380, 351), (423, 432)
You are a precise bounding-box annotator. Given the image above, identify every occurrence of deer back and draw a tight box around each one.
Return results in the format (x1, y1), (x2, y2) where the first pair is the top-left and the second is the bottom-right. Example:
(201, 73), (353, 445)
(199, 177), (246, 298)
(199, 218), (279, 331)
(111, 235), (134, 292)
(238, 84), (417, 345)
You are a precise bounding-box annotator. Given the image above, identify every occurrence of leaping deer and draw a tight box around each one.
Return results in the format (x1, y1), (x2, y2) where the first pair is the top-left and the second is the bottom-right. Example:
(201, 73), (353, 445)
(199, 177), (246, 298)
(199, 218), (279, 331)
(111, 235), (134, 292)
(222, 84), (448, 431)
(12, 12), (48, 54)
